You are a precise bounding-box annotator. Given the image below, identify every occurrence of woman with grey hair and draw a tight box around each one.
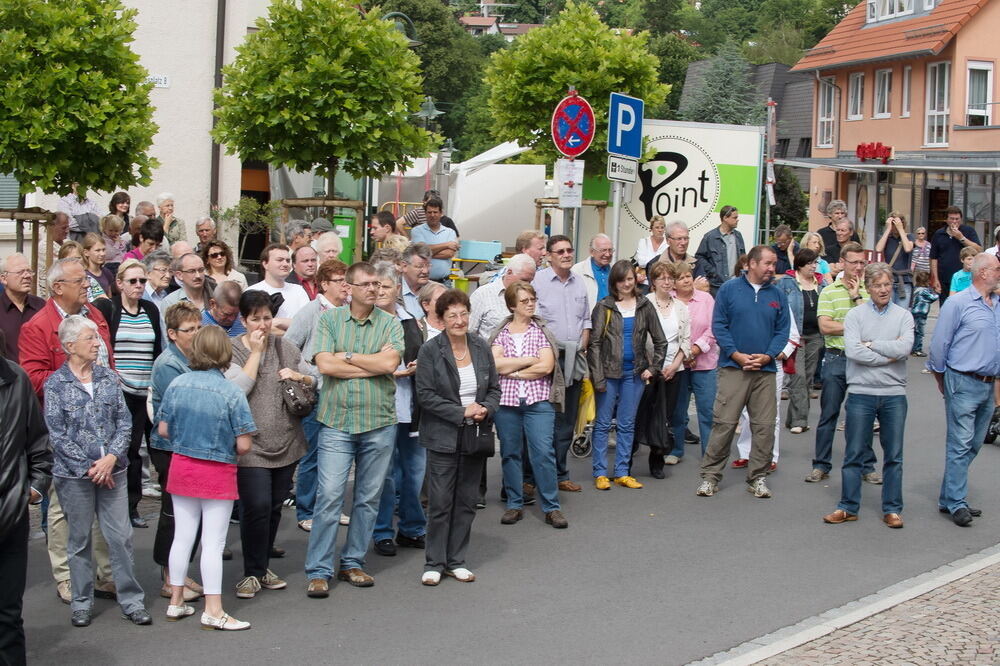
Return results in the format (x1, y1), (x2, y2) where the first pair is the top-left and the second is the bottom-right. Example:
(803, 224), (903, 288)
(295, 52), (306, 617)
(142, 250), (173, 308)
(44, 315), (152, 628)
(418, 282), (447, 339)
(156, 192), (187, 244)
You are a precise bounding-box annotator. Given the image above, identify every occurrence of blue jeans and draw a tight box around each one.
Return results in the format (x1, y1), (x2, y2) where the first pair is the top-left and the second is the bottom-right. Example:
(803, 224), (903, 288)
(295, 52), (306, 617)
(593, 373), (645, 478)
(496, 400), (559, 512)
(813, 352), (875, 474)
(891, 282), (912, 309)
(912, 313), (928, 353)
(295, 408), (322, 522)
(839, 393), (906, 515)
(373, 424), (427, 541)
(670, 369), (717, 457)
(304, 425), (395, 578)
(938, 369), (994, 513)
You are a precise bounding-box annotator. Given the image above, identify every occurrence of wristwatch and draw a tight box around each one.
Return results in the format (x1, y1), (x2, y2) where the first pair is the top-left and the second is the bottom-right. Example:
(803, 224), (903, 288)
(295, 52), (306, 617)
(345, 351), (354, 363)
(851, 295), (862, 302)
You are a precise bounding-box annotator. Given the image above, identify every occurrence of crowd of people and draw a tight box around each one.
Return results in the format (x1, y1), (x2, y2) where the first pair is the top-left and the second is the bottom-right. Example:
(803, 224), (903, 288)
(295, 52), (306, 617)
(0, 189), (998, 661)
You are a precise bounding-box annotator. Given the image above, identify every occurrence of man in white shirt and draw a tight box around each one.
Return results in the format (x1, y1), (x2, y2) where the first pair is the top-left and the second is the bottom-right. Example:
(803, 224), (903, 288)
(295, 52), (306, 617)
(469, 253), (536, 339)
(246, 243), (310, 331)
(408, 197), (457, 282)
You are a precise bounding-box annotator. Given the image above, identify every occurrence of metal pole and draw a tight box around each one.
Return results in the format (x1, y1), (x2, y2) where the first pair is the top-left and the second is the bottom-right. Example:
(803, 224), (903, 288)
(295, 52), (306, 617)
(610, 180), (622, 261)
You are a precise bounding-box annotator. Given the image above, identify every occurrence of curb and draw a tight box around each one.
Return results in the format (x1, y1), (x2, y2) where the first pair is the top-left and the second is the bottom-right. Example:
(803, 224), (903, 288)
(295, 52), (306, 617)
(687, 541), (1000, 666)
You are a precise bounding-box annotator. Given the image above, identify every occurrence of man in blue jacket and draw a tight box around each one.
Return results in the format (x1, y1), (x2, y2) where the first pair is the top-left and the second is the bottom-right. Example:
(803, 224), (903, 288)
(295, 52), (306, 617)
(697, 245), (790, 499)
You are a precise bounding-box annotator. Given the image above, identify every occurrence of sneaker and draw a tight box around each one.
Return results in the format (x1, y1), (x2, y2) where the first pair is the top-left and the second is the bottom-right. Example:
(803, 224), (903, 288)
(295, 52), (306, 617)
(235, 575), (261, 599)
(374, 539), (397, 556)
(684, 428), (700, 446)
(260, 570), (287, 590)
(912, 350), (927, 357)
(594, 476), (611, 491)
(444, 567), (475, 582)
(664, 454), (681, 465)
(475, 498), (487, 510)
(731, 458), (748, 469)
(421, 571), (441, 586)
(141, 486), (161, 499)
(789, 426), (805, 434)
(921, 368), (932, 374)
(695, 480), (717, 497)
(613, 476), (643, 489)
(804, 468), (829, 483)
(297, 519), (313, 532)
(862, 471), (883, 485)
(395, 533), (426, 549)
(836, 421), (845, 431)
(747, 477), (772, 498)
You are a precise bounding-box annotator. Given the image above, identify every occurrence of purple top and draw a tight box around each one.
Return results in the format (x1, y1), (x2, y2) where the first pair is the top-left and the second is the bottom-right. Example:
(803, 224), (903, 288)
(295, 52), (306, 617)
(531, 267), (592, 342)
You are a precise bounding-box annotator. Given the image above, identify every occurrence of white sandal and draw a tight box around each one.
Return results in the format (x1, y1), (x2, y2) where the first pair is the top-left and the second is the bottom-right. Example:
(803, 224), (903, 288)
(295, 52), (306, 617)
(444, 568), (475, 582)
(421, 571), (441, 586)
(166, 604), (196, 621)
(200, 612), (251, 631)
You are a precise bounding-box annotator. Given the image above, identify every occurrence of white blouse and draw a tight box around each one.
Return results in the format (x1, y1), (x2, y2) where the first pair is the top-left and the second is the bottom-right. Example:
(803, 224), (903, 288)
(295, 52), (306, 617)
(635, 236), (668, 267)
(457, 363), (477, 407)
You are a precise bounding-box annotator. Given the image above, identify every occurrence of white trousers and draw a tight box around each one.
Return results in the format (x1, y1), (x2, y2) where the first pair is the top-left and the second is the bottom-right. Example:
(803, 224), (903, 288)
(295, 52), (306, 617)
(168, 496), (233, 595)
(737, 367), (786, 462)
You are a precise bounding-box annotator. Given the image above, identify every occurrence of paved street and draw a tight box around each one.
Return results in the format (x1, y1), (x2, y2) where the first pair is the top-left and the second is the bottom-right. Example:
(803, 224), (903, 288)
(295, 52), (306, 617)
(21, 348), (1000, 665)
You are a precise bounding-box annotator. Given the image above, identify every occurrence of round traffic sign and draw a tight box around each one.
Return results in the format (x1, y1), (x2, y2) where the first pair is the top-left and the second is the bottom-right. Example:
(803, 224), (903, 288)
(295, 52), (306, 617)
(551, 94), (595, 158)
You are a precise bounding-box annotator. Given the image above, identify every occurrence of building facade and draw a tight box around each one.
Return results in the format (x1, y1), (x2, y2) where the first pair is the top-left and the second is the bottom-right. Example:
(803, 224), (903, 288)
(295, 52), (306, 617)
(788, 0), (999, 246)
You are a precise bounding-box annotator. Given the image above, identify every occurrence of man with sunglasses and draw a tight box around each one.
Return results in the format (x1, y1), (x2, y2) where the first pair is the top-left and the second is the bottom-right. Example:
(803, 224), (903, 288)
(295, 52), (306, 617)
(0, 253), (45, 362)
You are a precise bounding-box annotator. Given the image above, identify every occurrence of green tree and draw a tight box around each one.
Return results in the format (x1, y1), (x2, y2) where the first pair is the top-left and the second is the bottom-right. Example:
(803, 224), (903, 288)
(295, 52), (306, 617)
(744, 23), (806, 66)
(502, 0), (550, 24)
(680, 42), (762, 125)
(648, 32), (704, 119)
(213, 0), (434, 194)
(0, 0), (158, 196)
(636, 0), (681, 34)
(484, 1), (668, 172)
(769, 165), (808, 231)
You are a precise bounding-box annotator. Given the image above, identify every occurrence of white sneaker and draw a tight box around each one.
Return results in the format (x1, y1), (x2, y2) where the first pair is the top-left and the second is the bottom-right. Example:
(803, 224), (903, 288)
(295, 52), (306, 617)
(444, 568), (475, 582)
(421, 571), (441, 586)
(297, 519), (312, 532)
(747, 477), (773, 498)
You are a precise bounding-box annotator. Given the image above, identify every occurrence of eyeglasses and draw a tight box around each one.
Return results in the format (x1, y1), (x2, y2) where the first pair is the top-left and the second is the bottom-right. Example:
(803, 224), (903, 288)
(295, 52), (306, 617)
(207, 252), (226, 259)
(56, 278), (86, 286)
(349, 281), (381, 291)
(175, 326), (200, 334)
(3, 268), (34, 277)
(518, 297), (538, 305)
(179, 267), (206, 275)
(124, 277), (148, 285)
(594, 247), (614, 254)
(669, 236), (690, 241)
(551, 248), (574, 255)
(444, 311), (470, 321)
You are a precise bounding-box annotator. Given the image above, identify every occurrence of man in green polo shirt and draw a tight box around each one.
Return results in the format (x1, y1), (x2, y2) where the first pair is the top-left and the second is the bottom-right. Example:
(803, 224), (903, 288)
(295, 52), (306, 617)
(807, 242), (880, 484)
(303, 262), (403, 598)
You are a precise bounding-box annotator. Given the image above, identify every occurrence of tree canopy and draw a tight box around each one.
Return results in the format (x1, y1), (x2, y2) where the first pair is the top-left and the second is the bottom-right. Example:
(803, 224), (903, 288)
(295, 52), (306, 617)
(484, 0), (668, 171)
(212, 0), (435, 188)
(680, 43), (762, 125)
(0, 0), (158, 196)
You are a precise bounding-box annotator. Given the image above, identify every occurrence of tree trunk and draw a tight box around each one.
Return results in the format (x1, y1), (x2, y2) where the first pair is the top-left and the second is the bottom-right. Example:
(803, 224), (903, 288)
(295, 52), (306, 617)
(326, 156), (339, 198)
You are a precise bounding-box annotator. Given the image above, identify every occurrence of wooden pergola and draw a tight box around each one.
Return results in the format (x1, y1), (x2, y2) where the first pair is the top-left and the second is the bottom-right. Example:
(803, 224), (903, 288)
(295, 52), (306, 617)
(0, 208), (56, 294)
(533, 197), (608, 233)
(279, 197), (365, 262)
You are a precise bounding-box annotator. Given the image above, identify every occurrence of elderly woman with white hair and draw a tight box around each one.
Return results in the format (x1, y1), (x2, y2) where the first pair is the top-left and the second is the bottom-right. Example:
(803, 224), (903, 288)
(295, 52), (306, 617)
(313, 231), (343, 263)
(44, 315), (152, 628)
(156, 192), (187, 244)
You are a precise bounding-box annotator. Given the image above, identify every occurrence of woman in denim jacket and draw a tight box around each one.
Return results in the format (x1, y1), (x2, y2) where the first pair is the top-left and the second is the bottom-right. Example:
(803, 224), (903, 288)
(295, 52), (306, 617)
(776, 248), (825, 434)
(158, 326), (256, 631)
(44, 315), (151, 628)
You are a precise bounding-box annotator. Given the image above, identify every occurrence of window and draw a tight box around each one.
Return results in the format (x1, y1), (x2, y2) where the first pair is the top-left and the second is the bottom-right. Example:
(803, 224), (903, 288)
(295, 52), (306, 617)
(966, 61), (994, 126)
(796, 137), (813, 157)
(925, 62), (950, 145)
(775, 138), (790, 157)
(848, 72), (864, 119)
(817, 77), (836, 147)
(867, 0), (877, 20)
(902, 66), (912, 117)
(874, 69), (892, 118)
(868, 0), (913, 21)
(924, 0), (935, 9)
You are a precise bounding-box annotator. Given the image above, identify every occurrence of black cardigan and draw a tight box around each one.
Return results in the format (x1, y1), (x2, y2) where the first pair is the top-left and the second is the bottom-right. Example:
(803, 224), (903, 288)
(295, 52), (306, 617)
(93, 294), (164, 360)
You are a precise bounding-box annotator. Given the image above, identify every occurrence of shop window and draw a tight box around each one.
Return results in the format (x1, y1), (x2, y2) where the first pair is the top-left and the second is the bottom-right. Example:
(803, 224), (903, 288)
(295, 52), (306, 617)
(817, 77), (836, 147)
(925, 62), (950, 145)
(848, 73), (864, 120)
(966, 61), (993, 126)
(874, 69), (892, 118)
(901, 66), (912, 117)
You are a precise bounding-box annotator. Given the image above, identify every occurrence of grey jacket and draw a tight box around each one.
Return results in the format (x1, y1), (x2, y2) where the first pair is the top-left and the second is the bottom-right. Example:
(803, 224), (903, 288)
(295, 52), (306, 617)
(588, 295), (667, 391)
(487, 315), (566, 413)
(416, 333), (501, 454)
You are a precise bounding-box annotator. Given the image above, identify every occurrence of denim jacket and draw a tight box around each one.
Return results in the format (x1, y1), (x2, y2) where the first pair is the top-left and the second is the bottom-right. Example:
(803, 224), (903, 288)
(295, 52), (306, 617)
(158, 369), (257, 465)
(44, 363), (131, 479)
(149, 343), (190, 452)
(776, 274), (825, 332)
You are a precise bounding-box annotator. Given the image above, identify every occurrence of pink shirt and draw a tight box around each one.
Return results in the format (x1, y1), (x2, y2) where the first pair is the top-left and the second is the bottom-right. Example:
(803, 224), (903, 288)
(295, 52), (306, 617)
(680, 290), (718, 371)
(493, 322), (552, 407)
(122, 247), (144, 262)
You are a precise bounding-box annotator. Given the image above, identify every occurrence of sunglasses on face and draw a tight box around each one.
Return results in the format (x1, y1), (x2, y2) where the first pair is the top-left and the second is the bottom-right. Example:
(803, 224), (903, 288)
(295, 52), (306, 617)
(208, 252), (226, 259)
(124, 277), (148, 285)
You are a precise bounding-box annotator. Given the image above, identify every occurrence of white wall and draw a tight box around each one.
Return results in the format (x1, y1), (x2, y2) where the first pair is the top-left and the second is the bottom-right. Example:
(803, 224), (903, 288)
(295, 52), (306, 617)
(448, 164), (547, 249)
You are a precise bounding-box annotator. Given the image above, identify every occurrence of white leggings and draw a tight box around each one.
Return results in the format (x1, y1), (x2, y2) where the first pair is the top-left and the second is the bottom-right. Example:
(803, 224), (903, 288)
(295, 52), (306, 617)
(736, 367), (786, 463)
(168, 496), (233, 595)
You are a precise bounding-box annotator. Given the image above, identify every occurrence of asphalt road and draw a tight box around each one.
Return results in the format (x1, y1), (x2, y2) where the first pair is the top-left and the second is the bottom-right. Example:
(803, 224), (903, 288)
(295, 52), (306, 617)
(22, 345), (1000, 665)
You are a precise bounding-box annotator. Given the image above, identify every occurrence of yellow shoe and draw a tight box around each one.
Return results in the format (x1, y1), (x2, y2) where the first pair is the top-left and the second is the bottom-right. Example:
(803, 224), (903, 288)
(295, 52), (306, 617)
(594, 476), (611, 491)
(614, 476), (644, 489)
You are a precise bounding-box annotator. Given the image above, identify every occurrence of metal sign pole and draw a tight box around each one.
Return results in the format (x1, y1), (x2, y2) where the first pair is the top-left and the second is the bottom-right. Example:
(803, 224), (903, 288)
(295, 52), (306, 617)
(610, 180), (622, 261)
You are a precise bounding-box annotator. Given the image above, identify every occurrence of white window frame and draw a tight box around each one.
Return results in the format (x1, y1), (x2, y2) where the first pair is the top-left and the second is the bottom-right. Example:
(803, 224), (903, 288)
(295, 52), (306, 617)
(848, 72), (865, 120)
(966, 61), (994, 126)
(901, 66), (912, 117)
(867, 0), (877, 21)
(925, 61), (951, 146)
(869, 0), (914, 21)
(874, 69), (892, 118)
(923, 0), (934, 9)
(817, 76), (836, 147)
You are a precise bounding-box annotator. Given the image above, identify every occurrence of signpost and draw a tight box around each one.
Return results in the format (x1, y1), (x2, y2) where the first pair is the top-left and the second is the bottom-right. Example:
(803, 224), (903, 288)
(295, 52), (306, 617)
(607, 92), (644, 260)
(551, 88), (595, 253)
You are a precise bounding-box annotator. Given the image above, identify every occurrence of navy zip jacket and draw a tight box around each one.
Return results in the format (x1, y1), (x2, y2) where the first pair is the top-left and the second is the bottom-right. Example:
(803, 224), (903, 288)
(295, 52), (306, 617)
(713, 274), (790, 372)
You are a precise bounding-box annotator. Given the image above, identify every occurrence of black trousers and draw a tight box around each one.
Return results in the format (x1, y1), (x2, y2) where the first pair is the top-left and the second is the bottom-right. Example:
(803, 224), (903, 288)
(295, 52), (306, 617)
(150, 448), (200, 568)
(123, 392), (151, 516)
(0, 511), (28, 666)
(237, 463), (296, 579)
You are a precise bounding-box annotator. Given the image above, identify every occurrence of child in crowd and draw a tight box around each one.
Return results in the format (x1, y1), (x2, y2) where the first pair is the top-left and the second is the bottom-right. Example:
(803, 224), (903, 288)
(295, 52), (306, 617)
(910, 271), (937, 358)
(948, 246), (978, 295)
(100, 214), (131, 271)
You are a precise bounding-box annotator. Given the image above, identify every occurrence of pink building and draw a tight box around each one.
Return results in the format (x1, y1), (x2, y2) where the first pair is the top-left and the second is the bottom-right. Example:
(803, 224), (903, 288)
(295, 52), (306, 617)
(787, 0), (999, 245)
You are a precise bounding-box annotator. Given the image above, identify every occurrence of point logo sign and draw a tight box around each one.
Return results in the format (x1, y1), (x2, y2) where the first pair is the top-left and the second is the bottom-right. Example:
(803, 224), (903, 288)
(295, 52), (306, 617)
(625, 135), (719, 231)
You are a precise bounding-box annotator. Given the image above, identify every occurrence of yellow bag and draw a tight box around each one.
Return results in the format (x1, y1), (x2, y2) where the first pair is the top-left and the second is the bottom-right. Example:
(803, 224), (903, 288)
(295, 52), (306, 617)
(576, 378), (596, 434)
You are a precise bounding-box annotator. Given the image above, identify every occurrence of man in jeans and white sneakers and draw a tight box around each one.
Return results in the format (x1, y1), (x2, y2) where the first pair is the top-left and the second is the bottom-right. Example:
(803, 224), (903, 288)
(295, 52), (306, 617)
(696, 246), (789, 499)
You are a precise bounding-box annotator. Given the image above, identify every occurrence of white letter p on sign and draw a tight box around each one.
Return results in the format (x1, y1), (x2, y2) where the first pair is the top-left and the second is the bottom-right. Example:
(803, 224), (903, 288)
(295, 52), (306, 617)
(616, 105), (635, 149)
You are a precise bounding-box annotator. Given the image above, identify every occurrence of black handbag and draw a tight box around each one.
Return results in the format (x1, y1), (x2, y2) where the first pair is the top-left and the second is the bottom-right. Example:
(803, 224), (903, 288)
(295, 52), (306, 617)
(457, 418), (496, 458)
(274, 340), (317, 418)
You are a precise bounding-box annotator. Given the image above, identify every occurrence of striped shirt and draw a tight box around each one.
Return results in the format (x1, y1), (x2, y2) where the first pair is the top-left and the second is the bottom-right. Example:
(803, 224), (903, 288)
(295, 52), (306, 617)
(817, 278), (869, 350)
(313, 306), (404, 434)
(113, 309), (156, 396)
(493, 322), (551, 406)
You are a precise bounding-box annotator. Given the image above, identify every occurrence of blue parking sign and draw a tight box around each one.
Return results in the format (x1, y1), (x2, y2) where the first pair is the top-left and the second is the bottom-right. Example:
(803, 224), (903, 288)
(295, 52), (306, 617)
(607, 93), (644, 160)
